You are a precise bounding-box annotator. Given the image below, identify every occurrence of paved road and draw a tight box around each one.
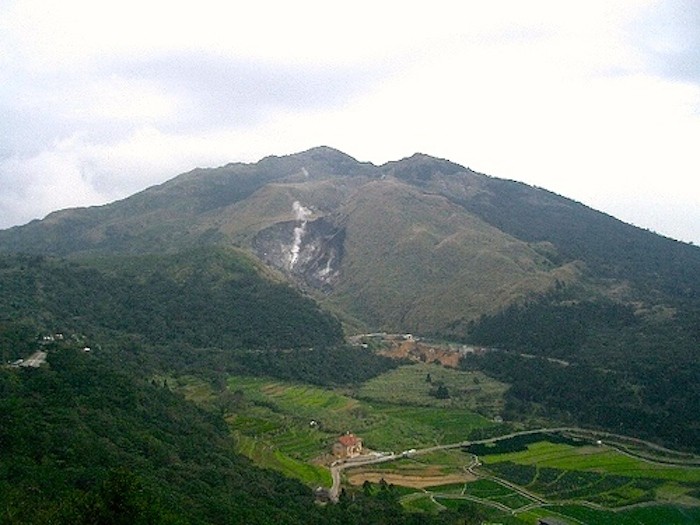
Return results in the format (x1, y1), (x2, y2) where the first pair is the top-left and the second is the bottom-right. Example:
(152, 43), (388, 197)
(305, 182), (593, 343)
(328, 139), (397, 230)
(329, 453), (400, 501)
(326, 426), (700, 502)
(327, 428), (567, 502)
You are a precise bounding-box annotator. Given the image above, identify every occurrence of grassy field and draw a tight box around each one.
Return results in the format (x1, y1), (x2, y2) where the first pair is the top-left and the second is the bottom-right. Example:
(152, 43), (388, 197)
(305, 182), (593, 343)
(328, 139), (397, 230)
(173, 373), (700, 522)
(401, 494), (443, 514)
(226, 374), (496, 453)
(355, 433), (700, 523)
(470, 437), (700, 521)
(236, 434), (332, 487)
(357, 362), (508, 417)
(483, 441), (700, 483)
(533, 504), (700, 525)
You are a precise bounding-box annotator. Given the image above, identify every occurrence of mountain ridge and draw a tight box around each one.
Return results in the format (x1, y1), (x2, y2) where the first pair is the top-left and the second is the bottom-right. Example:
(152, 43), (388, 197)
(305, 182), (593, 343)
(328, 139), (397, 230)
(1, 146), (699, 452)
(1, 146), (698, 332)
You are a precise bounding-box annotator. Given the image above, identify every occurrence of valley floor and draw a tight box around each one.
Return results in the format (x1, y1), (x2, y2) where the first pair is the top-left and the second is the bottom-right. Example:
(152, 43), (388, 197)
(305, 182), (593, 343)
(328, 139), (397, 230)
(176, 364), (700, 525)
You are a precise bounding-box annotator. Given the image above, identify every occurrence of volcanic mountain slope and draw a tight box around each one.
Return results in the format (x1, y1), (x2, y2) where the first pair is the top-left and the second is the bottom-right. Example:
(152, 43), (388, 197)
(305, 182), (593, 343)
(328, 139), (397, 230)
(2, 146), (699, 450)
(0, 146), (698, 339)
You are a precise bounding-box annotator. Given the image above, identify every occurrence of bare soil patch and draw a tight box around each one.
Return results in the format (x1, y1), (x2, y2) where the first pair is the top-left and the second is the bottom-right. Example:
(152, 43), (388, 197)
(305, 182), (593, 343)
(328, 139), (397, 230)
(346, 470), (476, 489)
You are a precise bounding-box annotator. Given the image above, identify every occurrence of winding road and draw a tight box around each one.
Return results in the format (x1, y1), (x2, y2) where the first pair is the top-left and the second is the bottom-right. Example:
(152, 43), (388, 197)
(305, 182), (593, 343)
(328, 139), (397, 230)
(327, 426), (700, 502)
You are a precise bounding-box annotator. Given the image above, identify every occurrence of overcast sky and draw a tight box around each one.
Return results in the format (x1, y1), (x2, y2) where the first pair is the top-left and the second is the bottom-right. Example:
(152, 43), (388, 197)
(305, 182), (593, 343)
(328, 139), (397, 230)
(1, 0), (699, 244)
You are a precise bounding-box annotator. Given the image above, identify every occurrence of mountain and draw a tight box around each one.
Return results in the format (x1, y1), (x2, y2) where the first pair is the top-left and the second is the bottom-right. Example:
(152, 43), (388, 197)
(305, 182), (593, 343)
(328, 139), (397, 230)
(2, 147), (700, 523)
(1, 146), (699, 450)
(1, 146), (697, 333)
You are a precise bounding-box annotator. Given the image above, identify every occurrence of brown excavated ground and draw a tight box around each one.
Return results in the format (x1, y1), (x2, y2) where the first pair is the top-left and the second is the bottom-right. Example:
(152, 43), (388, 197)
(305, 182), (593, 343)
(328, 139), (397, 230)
(377, 339), (461, 368)
(346, 470), (476, 489)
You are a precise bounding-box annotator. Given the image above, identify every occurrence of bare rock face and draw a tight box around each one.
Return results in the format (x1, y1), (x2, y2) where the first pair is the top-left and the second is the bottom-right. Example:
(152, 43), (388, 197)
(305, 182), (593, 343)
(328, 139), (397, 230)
(252, 215), (345, 292)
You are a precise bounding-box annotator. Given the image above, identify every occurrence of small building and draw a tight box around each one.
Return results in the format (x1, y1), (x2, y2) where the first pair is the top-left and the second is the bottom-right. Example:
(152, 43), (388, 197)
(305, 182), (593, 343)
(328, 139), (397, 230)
(332, 433), (363, 458)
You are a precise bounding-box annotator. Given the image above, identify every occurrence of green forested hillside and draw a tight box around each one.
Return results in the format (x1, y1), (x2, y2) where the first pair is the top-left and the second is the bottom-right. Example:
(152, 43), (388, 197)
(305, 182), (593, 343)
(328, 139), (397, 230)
(450, 176), (700, 299)
(0, 248), (402, 387)
(0, 251), (484, 524)
(1, 347), (492, 525)
(0, 248), (343, 353)
(1, 147), (700, 521)
(1, 350), (318, 524)
(462, 289), (700, 450)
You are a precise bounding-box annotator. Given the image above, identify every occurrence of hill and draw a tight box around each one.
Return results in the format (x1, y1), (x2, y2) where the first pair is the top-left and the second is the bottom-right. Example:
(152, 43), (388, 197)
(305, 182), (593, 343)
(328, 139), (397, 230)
(2, 147), (697, 328)
(1, 147), (699, 448)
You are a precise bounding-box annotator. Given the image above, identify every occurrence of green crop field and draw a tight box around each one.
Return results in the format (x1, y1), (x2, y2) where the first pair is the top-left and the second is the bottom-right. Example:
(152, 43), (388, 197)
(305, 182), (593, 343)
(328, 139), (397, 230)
(483, 441), (700, 483)
(225, 374), (496, 453)
(400, 494), (443, 513)
(541, 503), (700, 525)
(357, 363), (508, 416)
(176, 373), (700, 521)
(375, 404), (495, 444)
(235, 434), (332, 487)
(464, 436), (700, 521)
(464, 478), (518, 498)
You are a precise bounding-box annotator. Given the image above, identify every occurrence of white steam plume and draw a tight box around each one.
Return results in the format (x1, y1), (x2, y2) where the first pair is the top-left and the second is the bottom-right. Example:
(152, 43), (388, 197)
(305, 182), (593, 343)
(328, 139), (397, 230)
(289, 201), (312, 268)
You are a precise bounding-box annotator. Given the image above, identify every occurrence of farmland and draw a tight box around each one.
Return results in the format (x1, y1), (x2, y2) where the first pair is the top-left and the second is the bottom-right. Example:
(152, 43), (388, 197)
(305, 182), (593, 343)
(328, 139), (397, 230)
(357, 362), (508, 417)
(481, 440), (700, 483)
(225, 371), (497, 454)
(175, 366), (700, 524)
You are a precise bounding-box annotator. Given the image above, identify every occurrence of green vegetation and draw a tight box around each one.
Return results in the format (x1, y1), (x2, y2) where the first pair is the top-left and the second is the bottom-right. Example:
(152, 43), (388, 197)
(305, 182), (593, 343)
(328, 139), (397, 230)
(542, 504), (700, 525)
(467, 436), (700, 519)
(326, 176), (569, 335)
(0, 341), (492, 524)
(225, 375), (495, 455)
(449, 172), (700, 300)
(401, 494), (443, 513)
(2, 147), (700, 523)
(0, 251), (397, 387)
(462, 286), (700, 451)
(182, 370), (700, 523)
(346, 431), (700, 523)
(0, 349), (323, 524)
(367, 404), (494, 447)
(0, 249), (343, 351)
(462, 479), (533, 510)
(357, 362), (508, 416)
(236, 435), (332, 486)
(482, 441), (700, 483)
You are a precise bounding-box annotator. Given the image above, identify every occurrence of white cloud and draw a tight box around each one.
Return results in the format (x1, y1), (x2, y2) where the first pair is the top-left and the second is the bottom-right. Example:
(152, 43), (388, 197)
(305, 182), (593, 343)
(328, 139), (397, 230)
(0, 0), (699, 244)
(0, 137), (106, 227)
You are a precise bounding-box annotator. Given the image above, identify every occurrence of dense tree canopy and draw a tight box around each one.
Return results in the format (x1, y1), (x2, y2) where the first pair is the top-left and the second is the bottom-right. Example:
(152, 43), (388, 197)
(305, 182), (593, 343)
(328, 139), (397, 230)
(463, 290), (700, 450)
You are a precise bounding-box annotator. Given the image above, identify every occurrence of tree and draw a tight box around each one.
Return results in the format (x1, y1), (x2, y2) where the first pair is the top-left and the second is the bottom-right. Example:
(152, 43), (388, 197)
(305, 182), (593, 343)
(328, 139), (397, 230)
(435, 384), (450, 399)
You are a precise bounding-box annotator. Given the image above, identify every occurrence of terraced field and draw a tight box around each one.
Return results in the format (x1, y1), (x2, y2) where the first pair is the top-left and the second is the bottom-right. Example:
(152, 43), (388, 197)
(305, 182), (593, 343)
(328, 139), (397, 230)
(353, 434), (700, 523)
(483, 441), (700, 483)
(176, 373), (700, 523)
(227, 374), (496, 453)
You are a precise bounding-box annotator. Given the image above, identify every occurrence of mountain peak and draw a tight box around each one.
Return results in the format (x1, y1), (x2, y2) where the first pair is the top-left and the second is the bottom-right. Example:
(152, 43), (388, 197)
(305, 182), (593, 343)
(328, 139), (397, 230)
(271, 146), (380, 179)
(381, 152), (469, 184)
